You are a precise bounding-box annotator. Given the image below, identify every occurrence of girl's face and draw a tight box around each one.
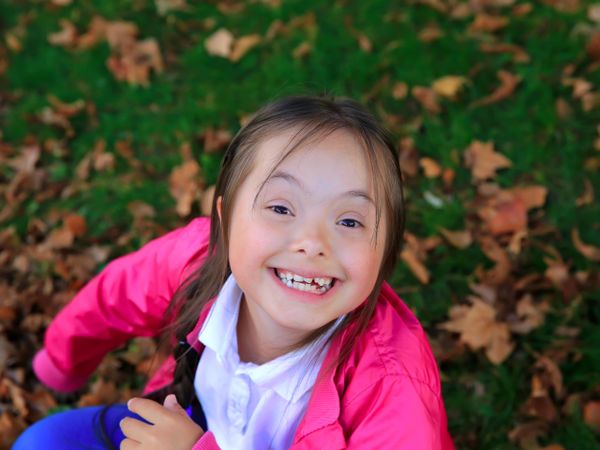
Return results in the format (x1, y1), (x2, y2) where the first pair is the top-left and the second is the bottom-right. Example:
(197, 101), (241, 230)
(225, 129), (387, 350)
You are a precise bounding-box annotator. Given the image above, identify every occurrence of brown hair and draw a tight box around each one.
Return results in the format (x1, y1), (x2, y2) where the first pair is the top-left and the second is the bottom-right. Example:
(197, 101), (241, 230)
(146, 95), (406, 408)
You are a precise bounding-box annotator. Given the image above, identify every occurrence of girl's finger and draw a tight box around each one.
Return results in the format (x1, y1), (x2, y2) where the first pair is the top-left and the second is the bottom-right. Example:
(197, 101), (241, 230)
(119, 437), (142, 450)
(119, 416), (153, 443)
(126, 397), (167, 424)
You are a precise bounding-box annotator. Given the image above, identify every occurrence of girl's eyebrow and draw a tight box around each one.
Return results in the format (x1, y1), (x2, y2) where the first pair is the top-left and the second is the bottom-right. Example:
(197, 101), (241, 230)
(267, 170), (375, 206)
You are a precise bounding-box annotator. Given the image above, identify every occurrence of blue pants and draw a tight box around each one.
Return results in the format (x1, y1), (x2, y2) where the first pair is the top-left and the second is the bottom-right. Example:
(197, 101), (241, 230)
(12, 402), (207, 449)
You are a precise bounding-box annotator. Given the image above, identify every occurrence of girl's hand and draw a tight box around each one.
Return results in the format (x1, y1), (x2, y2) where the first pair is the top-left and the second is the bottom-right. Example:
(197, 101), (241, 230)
(120, 394), (204, 450)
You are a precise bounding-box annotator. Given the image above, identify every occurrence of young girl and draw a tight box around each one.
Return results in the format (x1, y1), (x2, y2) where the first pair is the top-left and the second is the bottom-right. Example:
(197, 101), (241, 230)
(14, 96), (454, 449)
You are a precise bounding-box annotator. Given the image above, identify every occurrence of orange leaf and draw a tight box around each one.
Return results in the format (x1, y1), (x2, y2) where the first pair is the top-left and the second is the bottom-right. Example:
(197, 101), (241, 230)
(230, 34), (262, 62)
(439, 227), (472, 249)
(419, 157), (442, 178)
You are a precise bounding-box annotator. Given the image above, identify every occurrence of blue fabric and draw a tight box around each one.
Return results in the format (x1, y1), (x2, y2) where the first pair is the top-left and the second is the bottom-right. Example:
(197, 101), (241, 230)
(12, 404), (144, 449)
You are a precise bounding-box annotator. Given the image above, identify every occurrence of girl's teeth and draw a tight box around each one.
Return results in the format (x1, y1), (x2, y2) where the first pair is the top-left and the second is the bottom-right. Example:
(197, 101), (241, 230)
(277, 269), (333, 293)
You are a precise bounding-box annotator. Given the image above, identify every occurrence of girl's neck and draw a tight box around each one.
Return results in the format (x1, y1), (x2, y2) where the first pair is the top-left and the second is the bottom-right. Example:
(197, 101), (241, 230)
(236, 296), (307, 365)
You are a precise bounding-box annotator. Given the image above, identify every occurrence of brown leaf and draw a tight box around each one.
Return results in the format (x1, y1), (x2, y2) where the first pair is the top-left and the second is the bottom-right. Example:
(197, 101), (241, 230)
(419, 157), (442, 178)
(230, 34), (261, 62)
(64, 213), (87, 237)
(155, 0), (190, 15)
(508, 294), (550, 334)
(169, 145), (203, 217)
(201, 185), (216, 216)
(542, 0), (580, 13)
(471, 70), (521, 107)
(202, 128), (232, 153)
(575, 178), (594, 206)
(398, 137), (419, 177)
(391, 81), (408, 100)
(478, 236), (512, 285)
(463, 140), (512, 181)
(432, 75), (469, 100)
(401, 247), (430, 284)
(583, 401), (600, 432)
(107, 38), (164, 86)
(439, 296), (514, 364)
(418, 24), (444, 42)
(293, 41), (312, 59)
(48, 19), (78, 47)
(572, 228), (600, 261)
(478, 196), (528, 235)
(205, 28), (234, 58)
(412, 86), (441, 114)
(480, 42), (530, 63)
(43, 227), (74, 249)
(469, 13), (509, 33)
(439, 228), (473, 249)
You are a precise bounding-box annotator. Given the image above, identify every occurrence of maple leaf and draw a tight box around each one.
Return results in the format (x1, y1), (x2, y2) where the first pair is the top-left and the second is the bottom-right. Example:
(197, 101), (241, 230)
(439, 296), (515, 364)
(463, 140), (512, 181)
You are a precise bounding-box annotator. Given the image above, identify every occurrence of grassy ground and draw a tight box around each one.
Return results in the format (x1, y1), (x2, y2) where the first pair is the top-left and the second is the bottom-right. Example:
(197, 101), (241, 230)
(1, 0), (600, 449)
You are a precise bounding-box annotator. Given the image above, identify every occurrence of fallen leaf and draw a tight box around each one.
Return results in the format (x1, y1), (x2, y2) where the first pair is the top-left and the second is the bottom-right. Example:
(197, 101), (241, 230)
(478, 195), (528, 235)
(463, 140), (512, 181)
(202, 128), (232, 153)
(439, 228), (473, 249)
(480, 42), (530, 63)
(583, 401), (600, 432)
(48, 20), (78, 47)
(572, 228), (600, 261)
(392, 81), (408, 99)
(419, 157), (442, 178)
(293, 41), (312, 59)
(418, 24), (444, 42)
(155, 0), (190, 15)
(469, 13), (509, 33)
(205, 28), (234, 58)
(471, 70), (521, 107)
(432, 75), (469, 100)
(64, 214), (87, 237)
(412, 86), (441, 114)
(439, 296), (514, 364)
(169, 144), (203, 217)
(478, 236), (512, 285)
(201, 185), (216, 216)
(508, 294), (550, 334)
(229, 34), (261, 62)
(575, 178), (594, 206)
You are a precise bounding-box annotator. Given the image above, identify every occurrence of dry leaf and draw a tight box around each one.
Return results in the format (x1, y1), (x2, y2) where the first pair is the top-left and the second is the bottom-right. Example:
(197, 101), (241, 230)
(169, 147), (202, 217)
(419, 157), (442, 178)
(412, 86), (441, 114)
(478, 196), (528, 235)
(508, 294), (550, 334)
(155, 0), (190, 15)
(463, 140), (512, 181)
(401, 247), (430, 284)
(201, 185), (216, 216)
(205, 28), (234, 58)
(439, 296), (515, 364)
(472, 70), (521, 107)
(418, 24), (444, 42)
(293, 42), (312, 59)
(469, 13), (509, 33)
(583, 401), (600, 432)
(392, 81), (408, 99)
(64, 214), (87, 237)
(432, 75), (469, 100)
(478, 236), (512, 285)
(230, 34), (261, 62)
(439, 228), (472, 249)
(572, 228), (600, 261)
(480, 42), (530, 63)
(48, 20), (78, 47)
(575, 178), (594, 206)
(202, 128), (232, 153)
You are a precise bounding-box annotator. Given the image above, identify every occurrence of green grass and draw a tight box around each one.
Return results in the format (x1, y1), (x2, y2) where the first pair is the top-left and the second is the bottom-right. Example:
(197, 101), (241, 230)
(2, 1), (600, 448)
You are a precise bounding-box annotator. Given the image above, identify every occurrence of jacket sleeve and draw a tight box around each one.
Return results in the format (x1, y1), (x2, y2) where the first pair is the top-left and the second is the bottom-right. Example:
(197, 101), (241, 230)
(191, 431), (221, 450)
(33, 217), (212, 393)
(341, 375), (451, 450)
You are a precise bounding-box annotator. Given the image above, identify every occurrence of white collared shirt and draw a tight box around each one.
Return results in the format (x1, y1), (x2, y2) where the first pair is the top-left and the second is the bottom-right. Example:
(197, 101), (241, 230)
(194, 274), (341, 450)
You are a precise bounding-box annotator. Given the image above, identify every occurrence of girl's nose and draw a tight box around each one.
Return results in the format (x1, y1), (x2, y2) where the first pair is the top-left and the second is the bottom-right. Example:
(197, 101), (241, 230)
(291, 222), (329, 258)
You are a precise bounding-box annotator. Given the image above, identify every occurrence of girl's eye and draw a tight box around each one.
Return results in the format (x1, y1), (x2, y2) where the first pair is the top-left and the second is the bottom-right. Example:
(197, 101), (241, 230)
(338, 218), (363, 228)
(269, 205), (292, 215)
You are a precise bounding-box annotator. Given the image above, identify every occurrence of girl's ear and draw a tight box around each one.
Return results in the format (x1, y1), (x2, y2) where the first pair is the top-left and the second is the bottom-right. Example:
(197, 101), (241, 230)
(216, 196), (223, 224)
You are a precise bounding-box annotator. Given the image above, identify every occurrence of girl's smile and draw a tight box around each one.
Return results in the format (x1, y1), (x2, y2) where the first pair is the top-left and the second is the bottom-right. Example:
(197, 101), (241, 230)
(223, 128), (387, 363)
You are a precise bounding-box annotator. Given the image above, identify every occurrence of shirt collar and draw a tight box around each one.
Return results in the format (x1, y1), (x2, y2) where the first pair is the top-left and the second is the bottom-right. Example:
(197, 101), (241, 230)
(198, 273), (343, 403)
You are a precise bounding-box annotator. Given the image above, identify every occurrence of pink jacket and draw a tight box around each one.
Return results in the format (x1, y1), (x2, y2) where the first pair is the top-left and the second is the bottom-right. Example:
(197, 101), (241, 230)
(33, 217), (454, 450)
